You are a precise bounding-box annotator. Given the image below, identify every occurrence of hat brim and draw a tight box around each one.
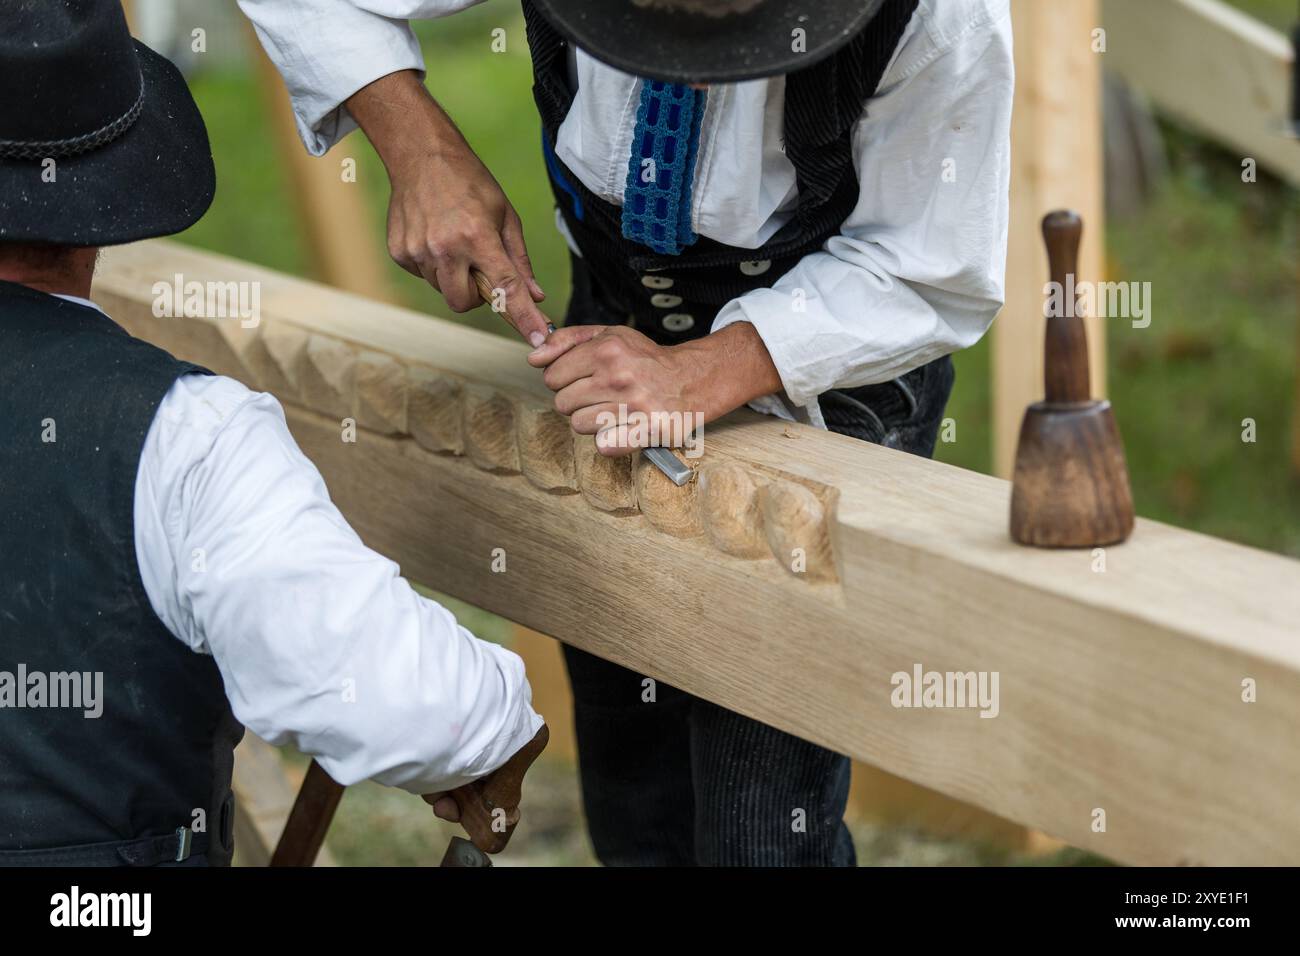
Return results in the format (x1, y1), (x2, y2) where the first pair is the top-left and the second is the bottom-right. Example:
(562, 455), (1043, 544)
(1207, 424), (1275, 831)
(0, 40), (215, 247)
(530, 0), (889, 84)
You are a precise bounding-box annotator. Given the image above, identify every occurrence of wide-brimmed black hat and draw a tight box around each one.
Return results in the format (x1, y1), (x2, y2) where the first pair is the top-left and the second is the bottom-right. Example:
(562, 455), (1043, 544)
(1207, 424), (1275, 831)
(531, 0), (890, 85)
(0, 0), (215, 247)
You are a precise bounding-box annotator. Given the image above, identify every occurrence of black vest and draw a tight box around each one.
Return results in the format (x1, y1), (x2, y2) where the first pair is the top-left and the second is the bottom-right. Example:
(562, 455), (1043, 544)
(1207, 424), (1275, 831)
(0, 282), (243, 866)
(522, 0), (919, 343)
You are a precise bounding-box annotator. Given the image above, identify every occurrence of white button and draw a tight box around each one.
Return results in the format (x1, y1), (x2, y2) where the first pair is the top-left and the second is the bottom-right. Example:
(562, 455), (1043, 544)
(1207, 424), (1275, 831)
(642, 275), (675, 290)
(662, 313), (695, 333)
(739, 259), (772, 276)
(651, 293), (684, 309)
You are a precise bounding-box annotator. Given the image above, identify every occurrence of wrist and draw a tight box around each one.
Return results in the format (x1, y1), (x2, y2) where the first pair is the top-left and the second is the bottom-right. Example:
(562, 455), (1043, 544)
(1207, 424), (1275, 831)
(346, 70), (461, 179)
(681, 322), (783, 422)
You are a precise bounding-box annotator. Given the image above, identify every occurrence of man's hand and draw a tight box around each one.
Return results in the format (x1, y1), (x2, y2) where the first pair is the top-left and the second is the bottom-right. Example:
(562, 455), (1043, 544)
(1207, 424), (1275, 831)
(422, 792), (461, 823)
(527, 322), (784, 455)
(346, 70), (552, 347)
(420, 723), (550, 841)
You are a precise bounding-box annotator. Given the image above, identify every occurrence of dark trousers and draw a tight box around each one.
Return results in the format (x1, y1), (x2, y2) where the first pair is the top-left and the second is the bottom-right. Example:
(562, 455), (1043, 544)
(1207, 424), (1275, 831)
(561, 322), (957, 865)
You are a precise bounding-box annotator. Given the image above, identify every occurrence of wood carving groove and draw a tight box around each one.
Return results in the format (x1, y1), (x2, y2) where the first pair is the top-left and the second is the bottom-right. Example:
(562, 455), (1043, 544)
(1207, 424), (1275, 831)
(574, 435), (638, 514)
(407, 368), (464, 455)
(462, 384), (520, 474)
(698, 462), (769, 558)
(516, 404), (579, 494)
(248, 323), (309, 397)
(99, 275), (837, 584)
(634, 451), (703, 538)
(299, 333), (356, 421)
(760, 480), (838, 584)
(355, 351), (407, 435)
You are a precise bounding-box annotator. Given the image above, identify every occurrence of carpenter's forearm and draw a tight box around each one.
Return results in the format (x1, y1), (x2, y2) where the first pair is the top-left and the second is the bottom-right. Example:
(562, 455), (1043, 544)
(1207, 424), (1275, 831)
(345, 69), (465, 177)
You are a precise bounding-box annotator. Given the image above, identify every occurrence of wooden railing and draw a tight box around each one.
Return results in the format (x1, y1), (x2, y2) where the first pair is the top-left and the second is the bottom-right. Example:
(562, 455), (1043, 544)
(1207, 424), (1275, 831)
(96, 241), (1300, 866)
(1103, 0), (1297, 188)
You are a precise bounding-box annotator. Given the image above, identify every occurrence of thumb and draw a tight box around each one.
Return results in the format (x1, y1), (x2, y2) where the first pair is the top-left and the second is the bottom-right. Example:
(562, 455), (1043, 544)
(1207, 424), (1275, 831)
(527, 324), (604, 367)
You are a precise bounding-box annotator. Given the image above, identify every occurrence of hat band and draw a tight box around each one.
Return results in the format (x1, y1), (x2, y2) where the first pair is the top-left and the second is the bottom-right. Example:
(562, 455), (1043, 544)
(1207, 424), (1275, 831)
(0, 73), (145, 161)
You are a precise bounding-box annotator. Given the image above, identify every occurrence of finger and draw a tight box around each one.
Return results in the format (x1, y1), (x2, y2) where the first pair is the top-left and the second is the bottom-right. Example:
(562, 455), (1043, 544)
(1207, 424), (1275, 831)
(553, 373), (621, 417)
(501, 210), (545, 302)
(386, 210), (425, 280)
(390, 245), (423, 280)
(568, 401), (623, 436)
(475, 249), (552, 347)
(542, 338), (616, 393)
(412, 255), (442, 293)
(528, 324), (605, 368)
(594, 423), (645, 457)
(431, 796), (461, 823)
(437, 259), (479, 313)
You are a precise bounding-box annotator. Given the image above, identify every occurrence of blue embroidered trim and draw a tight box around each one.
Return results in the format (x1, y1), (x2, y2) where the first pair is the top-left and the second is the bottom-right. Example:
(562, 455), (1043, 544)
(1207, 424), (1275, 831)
(621, 82), (708, 256)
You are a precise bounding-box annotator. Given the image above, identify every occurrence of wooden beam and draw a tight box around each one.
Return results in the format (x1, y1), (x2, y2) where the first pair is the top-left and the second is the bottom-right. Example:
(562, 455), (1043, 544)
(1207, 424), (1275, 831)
(847, 766), (1065, 853)
(1103, 0), (1299, 188)
(95, 240), (1300, 866)
(996, 0), (1107, 479)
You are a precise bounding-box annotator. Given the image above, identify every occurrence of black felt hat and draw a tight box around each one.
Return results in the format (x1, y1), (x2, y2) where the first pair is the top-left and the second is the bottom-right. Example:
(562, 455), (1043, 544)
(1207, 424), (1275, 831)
(530, 0), (891, 84)
(0, 0), (215, 247)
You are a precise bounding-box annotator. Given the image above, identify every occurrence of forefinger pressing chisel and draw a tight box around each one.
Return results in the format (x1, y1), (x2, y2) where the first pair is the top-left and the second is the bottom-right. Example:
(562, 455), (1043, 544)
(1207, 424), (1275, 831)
(472, 270), (694, 486)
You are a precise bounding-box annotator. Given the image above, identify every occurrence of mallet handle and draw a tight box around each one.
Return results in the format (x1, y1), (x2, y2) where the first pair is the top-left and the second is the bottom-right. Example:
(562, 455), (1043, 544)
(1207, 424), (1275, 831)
(1042, 210), (1092, 404)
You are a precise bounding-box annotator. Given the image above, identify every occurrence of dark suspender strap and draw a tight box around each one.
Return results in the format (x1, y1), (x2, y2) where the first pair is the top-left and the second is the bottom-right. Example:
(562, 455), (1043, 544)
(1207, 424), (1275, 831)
(0, 828), (207, 867)
(785, 0), (920, 228)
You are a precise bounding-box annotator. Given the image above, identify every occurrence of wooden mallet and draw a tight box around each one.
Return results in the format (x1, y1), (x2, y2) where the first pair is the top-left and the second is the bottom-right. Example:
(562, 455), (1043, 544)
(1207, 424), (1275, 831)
(1009, 210), (1135, 548)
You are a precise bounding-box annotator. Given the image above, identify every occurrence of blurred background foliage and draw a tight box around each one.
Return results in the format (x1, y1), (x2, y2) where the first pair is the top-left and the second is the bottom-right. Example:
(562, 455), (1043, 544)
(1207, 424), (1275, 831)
(150, 0), (1297, 864)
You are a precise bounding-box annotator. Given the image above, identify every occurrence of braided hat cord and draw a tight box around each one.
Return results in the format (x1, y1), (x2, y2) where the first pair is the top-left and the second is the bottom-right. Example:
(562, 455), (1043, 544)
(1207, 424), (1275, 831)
(0, 75), (145, 161)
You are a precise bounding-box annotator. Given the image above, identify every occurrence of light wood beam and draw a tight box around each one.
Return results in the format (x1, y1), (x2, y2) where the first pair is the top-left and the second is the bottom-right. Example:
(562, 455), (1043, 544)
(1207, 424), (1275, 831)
(96, 240), (1300, 866)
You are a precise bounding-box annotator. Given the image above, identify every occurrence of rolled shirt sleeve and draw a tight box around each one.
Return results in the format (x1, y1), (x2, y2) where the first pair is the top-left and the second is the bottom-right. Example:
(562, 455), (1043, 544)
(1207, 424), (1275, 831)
(711, 0), (1014, 416)
(237, 0), (486, 155)
(134, 373), (543, 795)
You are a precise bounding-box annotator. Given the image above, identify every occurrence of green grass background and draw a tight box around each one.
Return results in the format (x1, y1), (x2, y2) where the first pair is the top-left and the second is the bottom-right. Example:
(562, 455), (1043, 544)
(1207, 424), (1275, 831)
(175, 0), (1298, 864)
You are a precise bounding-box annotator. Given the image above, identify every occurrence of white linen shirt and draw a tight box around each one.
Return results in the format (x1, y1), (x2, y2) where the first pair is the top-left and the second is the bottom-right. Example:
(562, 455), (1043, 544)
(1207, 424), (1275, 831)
(238, 0), (1013, 424)
(60, 294), (543, 795)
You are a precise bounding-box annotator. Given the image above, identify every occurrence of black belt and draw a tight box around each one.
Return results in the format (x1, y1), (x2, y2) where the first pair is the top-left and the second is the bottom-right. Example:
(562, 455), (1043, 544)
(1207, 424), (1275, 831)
(0, 827), (206, 867)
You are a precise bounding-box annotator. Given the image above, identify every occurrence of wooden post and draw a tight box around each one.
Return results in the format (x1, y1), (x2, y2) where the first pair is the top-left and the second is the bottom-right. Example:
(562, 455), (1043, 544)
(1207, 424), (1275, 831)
(242, 23), (395, 303)
(994, 0), (1107, 479)
(1293, 237), (1300, 477)
(512, 626), (576, 763)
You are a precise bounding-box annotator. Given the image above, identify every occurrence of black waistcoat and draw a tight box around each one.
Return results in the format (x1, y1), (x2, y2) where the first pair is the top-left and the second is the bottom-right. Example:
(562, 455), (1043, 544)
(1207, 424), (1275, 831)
(0, 282), (243, 866)
(522, 0), (919, 343)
